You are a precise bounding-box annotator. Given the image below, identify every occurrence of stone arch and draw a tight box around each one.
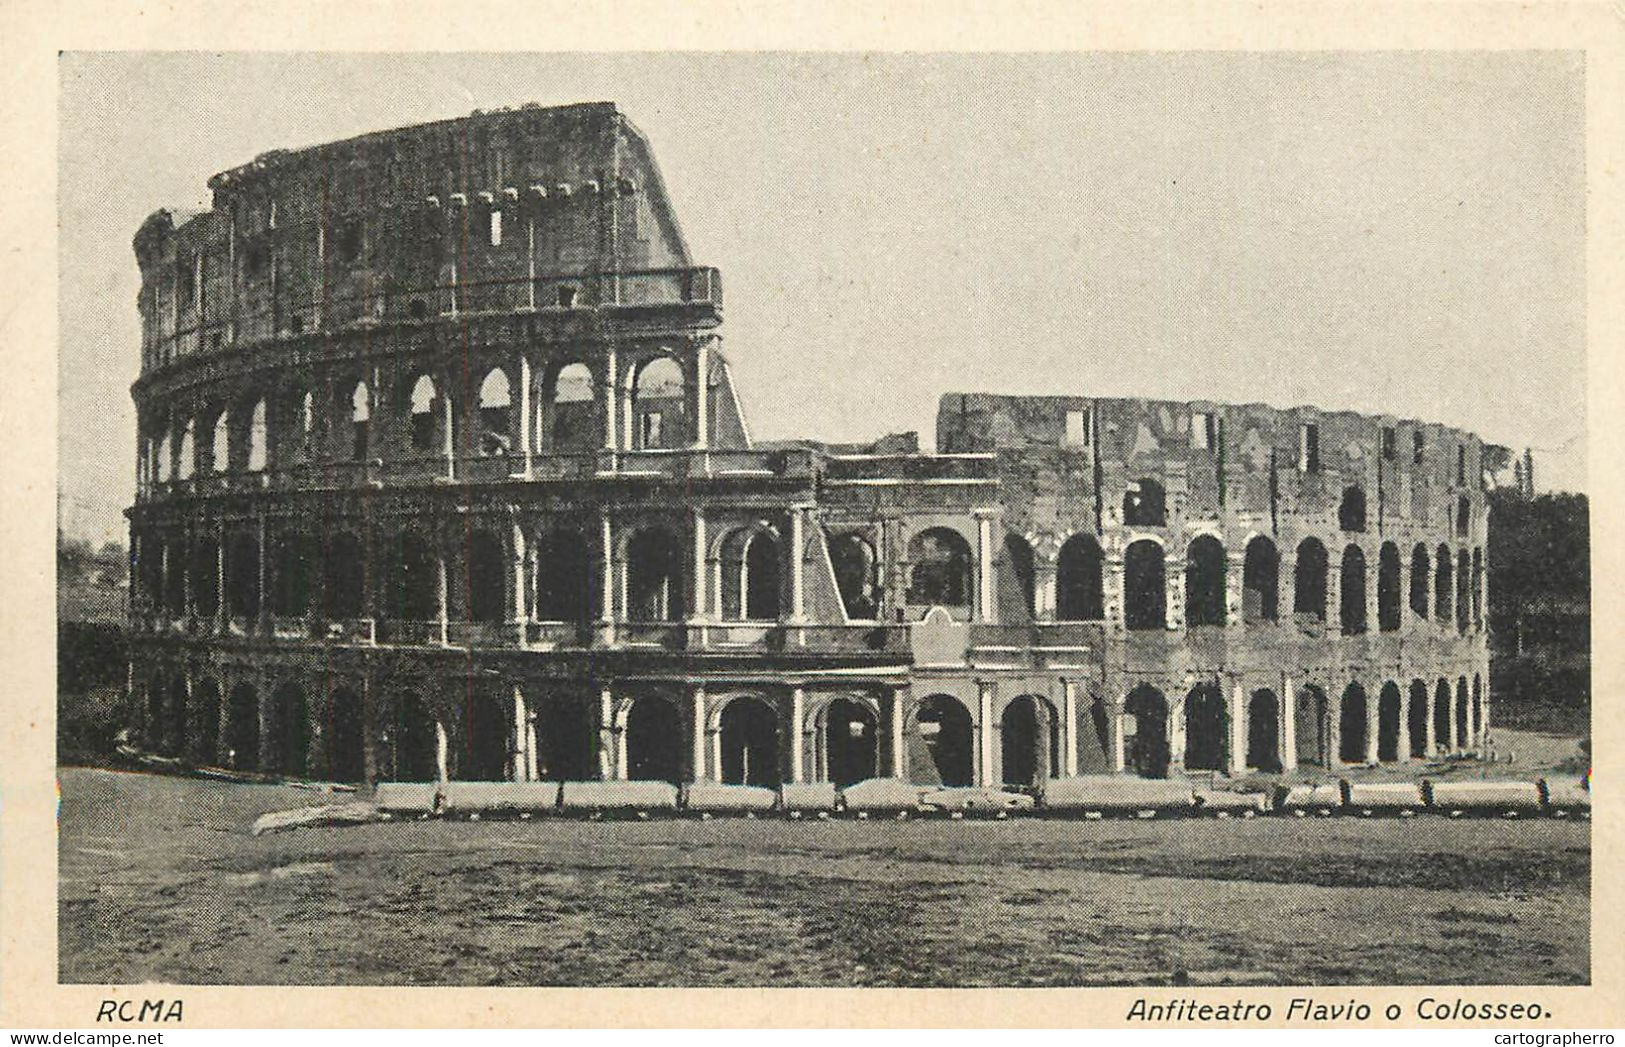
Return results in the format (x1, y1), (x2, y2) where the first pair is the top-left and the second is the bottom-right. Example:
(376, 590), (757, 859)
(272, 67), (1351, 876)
(347, 379), (371, 461)
(1184, 535), (1227, 627)
(1294, 684), (1329, 767)
(1339, 485), (1367, 532)
(246, 397), (268, 472)
(176, 418), (196, 480)
(1408, 679), (1430, 758)
(718, 694), (781, 786)
(406, 373), (441, 453)
(327, 684), (366, 783)
(1434, 679), (1452, 753)
(914, 693), (974, 787)
(1056, 532), (1104, 621)
(1182, 682), (1226, 771)
(1123, 685), (1170, 779)
(629, 354), (687, 450)
(1377, 682), (1402, 763)
(534, 528), (594, 624)
(1123, 539), (1166, 631)
(190, 535), (220, 620)
(539, 360), (598, 452)
(1340, 544), (1367, 635)
(1435, 543), (1454, 622)
(720, 525), (781, 622)
(1456, 549), (1471, 634)
(625, 525), (683, 622)
(461, 680), (511, 781)
(225, 530), (261, 621)
(1000, 694), (1058, 787)
(388, 688), (439, 782)
(827, 531), (879, 619)
(1455, 677), (1470, 749)
(269, 680), (309, 777)
(1242, 536), (1279, 623)
(1123, 478), (1166, 526)
(817, 696), (878, 786)
(1410, 543), (1431, 619)
(226, 681), (259, 771)
(475, 366), (512, 456)
(210, 408), (230, 473)
(465, 528), (507, 624)
(1246, 688), (1281, 772)
(322, 531), (365, 619)
(1472, 674), (1484, 742)
(271, 532), (317, 618)
(384, 530), (438, 621)
(1294, 538), (1329, 622)
(535, 690), (597, 782)
(1377, 542), (1402, 632)
(906, 527), (973, 610)
(1338, 683), (1368, 764)
(624, 695), (682, 784)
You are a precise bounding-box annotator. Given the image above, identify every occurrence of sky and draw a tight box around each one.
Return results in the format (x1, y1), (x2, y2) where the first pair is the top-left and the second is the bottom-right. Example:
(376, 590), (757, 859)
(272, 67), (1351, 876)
(57, 51), (1587, 545)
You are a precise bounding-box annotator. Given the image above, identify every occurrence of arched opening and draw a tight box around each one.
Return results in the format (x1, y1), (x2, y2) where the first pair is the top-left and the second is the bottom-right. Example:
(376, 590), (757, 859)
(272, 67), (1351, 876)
(327, 686), (365, 783)
(1004, 534), (1036, 619)
(225, 531), (260, 621)
(1339, 486), (1367, 532)
(1123, 686), (1170, 779)
(270, 534), (314, 618)
(828, 532), (879, 619)
(462, 686), (510, 781)
(1294, 538), (1328, 623)
(1455, 678), (1470, 749)
(192, 679), (221, 764)
(625, 527), (682, 622)
(1056, 532), (1105, 621)
(1435, 544), (1454, 622)
(719, 696), (780, 787)
(408, 374), (439, 453)
(624, 697), (682, 784)
(630, 356), (687, 450)
(1456, 550), (1471, 634)
(269, 682), (309, 777)
(534, 529), (593, 624)
(1242, 536), (1279, 623)
(1000, 695), (1057, 787)
(1182, 683), (1226, 771)
(322, 532), (364, 619)
(1246, 689), (1281, 772)
(536, 695), (596, 782)
(386, 532), (438, 621)
(1472, 675), (1484, 742)
(211, 411), (229, 472)
(349, 380), (370, 461)
(190, 537), (219, 619)
(389, 692), (438, 782)
(1184, 535), (1227, 626)
(1123, 478), (1166, 526)
(1377, 682), (1402, 762)
(165, 675), (188, 756)
(1472, 549), (1484, 628)
(1410, 544), (1430, 619)
(1338, 684), (1368, 764)
(1457, 495), (1472, 537)
(906, 528), (973, 610)
(916, 694), (974, 787)
(542, 362), (597, 452)
(1377, 542), (1402, 632)
(226, 683), (259, 770)
(247, 398), (268, 472)
(1123, 539), (1166, 630)
(1434, 680), (1452, 753)
(156, 431), (173, 483)
(1408, 680), (1430, 758)
(821, 698), (877, 786)
(177, 420), (195, 480)
(476, 368), (512, 456)
(722, 528), (781, 622)
(466, 530), (507, 624)
(1340, 544), (1367, 635)
(1294, 685), (1329, 767)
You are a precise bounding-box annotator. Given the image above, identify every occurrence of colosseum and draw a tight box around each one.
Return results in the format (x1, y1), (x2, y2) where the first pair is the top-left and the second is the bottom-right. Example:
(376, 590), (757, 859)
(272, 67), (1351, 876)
(124, 102), (1492, 794)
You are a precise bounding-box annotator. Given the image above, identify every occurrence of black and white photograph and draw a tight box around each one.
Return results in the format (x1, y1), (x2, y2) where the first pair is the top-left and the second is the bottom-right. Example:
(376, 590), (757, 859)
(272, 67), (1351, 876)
(28, 37), (1608, 1017)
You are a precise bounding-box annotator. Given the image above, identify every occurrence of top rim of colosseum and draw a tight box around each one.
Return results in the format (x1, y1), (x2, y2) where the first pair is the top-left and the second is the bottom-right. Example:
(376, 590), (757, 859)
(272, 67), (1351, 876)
(201, 100), (623, 192)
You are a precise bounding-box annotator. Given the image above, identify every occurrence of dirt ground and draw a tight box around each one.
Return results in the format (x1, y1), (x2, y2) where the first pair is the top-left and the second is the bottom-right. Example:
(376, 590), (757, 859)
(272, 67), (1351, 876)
(58, 766), (1589, 987)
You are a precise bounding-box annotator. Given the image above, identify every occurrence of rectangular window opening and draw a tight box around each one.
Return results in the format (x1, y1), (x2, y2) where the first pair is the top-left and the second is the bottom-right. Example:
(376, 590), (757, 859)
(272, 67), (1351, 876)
(1064, 409), (1090, 449)
(1300, 423), (1320, 472)
(1192, 411), (1216, 450)
(1381, 426), (1396, 461)
(1413, 430), (1425, 465)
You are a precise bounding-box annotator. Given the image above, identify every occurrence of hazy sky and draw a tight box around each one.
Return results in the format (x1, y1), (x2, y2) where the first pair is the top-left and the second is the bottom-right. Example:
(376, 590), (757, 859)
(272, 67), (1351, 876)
(58, 51), (1586, 544)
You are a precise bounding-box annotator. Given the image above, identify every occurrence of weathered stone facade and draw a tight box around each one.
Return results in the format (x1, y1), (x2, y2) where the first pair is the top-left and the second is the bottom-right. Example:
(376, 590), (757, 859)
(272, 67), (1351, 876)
(124, 103), (1490, 790)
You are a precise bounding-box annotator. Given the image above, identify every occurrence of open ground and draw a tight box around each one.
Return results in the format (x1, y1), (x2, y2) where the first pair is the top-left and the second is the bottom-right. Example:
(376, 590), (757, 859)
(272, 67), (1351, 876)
(58, 761), (1588, 987)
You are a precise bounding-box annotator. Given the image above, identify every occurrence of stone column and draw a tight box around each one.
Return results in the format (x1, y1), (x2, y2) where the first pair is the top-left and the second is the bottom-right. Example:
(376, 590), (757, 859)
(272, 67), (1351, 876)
(434, 717), (450, 787)
(434, 550), (449, 645)
(1060, 678), (1079, 778)
(440, 386), (456, 480)
(598, 512), (616, 644)
(976, 680), (995, 787)
(256, 513), (270, 636)
(1166, 556), (1186, 631)
(214, 524), (227, 634)
(1280, 674), (1298, 772)
(514, 355), (533, 477)
(1034, 562), (1058, 622)
(1107, 700), (1127, 773)
(788, 687), (805, 783)
(691, 508), (709, 620)
(510, 684), (529, 782)
(509, 520), (527, 642)
(974, 511), (997, 623)
(693, 338), (710, 451)
(1445, 687), (1459, 754)
(1423, 686), (1437, 756)
(789, 504), (809, 622)
(602, 346), (619, 457)
(1364, 687), (1380, 765)
(889, 687), (908, 780)
(1228, 680), (1247, 775)
(598, 686), (617, 780)
(690, 685), (708, 782)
